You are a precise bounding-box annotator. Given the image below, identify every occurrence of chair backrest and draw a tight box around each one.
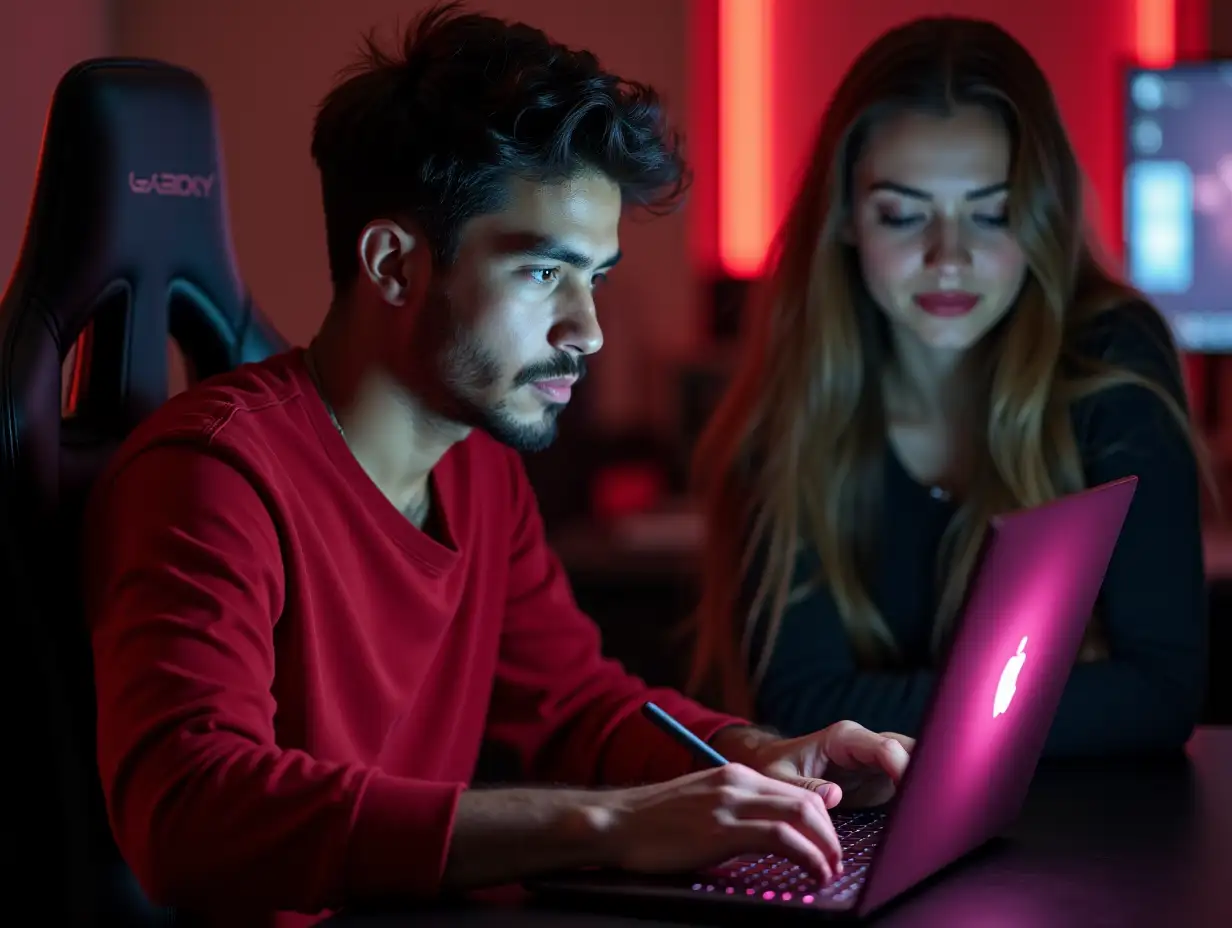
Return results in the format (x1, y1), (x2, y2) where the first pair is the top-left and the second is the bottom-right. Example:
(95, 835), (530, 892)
(0, 58), (285, 924)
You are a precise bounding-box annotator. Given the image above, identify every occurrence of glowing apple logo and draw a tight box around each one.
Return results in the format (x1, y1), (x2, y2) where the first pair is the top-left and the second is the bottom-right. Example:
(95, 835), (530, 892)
(993, 636), (1029, 718)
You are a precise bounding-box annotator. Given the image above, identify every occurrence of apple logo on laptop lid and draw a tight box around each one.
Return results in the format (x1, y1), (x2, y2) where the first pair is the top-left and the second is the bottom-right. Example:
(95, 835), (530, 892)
(993, 636), (1028, 718)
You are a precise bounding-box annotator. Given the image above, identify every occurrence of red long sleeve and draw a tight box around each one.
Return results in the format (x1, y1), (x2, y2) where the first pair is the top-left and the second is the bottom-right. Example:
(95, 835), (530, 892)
(83, 351), (742, 926)
(86, 444), (465, 920)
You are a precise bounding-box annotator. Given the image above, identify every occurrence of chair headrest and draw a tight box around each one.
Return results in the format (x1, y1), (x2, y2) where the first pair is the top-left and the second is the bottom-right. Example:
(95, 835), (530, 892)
(1, 57), (284, 444)
(0, 57), (285, 510)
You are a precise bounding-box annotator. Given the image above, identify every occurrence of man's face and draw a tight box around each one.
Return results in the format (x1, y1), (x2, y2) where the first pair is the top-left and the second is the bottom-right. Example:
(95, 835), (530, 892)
(419, 170), (621, 452)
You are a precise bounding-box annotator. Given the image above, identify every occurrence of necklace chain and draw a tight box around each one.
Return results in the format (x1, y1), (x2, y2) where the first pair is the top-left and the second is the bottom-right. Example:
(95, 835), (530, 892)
(303, 347), (345, 436)
(302, 346), (431, 528)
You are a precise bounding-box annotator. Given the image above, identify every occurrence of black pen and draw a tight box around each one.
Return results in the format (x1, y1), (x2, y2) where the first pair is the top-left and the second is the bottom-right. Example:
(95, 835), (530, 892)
(641, 701), (730, 768)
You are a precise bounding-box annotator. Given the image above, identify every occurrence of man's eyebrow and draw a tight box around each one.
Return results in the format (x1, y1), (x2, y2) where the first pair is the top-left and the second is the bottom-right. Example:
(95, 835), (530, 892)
(496, 232), (622, 270)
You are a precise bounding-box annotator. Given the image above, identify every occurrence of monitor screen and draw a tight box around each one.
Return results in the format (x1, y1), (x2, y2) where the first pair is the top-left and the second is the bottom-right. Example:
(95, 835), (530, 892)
(1124, 62), (1232, 352)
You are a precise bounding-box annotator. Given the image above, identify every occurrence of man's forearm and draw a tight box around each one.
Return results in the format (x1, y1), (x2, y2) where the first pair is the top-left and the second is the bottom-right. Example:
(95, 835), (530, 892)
(442, 787), (622, 890)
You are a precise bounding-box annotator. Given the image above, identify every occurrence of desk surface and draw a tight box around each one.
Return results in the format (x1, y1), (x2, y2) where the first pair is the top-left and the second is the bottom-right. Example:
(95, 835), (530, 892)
(329, 726), (1232, 928)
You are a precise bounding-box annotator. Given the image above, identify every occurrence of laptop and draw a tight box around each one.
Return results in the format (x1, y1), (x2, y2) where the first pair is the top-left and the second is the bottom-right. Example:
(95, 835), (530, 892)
(530, 476), (1138, 919)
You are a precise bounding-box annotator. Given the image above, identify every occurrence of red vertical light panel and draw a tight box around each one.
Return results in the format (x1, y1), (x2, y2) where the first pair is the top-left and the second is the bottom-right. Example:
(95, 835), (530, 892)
(1135, 0), (1177, 66)
(718, 0), (772, 278)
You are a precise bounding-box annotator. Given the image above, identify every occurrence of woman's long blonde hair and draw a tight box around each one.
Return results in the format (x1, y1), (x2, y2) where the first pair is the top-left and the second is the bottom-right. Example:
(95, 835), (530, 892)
(689, 17), (1205, 717)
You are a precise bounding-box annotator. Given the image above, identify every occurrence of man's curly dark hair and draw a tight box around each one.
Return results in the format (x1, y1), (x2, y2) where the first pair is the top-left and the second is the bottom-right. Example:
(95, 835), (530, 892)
(311, 1), (690, 289)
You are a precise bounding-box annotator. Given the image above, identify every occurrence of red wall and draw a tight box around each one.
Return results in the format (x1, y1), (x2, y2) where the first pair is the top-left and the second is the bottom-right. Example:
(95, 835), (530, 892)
(0, 0), (109, 287)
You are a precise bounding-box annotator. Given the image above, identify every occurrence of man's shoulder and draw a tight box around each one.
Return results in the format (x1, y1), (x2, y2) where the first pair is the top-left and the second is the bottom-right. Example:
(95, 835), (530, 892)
(104, 350), (309, 484)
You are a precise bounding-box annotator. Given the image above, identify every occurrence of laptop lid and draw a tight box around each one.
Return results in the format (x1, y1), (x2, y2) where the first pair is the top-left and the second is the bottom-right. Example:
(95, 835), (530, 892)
(855, 476), (1138, 916)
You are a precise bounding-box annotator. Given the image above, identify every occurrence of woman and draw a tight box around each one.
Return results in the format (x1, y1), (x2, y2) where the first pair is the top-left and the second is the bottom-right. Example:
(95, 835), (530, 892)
(689, 17), (1210, 757)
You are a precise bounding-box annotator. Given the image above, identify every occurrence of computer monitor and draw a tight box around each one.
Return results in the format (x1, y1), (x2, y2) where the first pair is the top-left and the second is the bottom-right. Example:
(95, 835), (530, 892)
(1124, 61), (1232, 352)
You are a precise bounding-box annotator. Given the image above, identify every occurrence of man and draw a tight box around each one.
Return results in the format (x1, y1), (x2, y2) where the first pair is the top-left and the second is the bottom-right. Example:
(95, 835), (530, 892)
(84, 4), (913, 924)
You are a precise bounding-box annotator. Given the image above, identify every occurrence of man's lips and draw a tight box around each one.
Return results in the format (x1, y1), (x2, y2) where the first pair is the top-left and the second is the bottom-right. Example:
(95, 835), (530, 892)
(531, 376), (578, 403)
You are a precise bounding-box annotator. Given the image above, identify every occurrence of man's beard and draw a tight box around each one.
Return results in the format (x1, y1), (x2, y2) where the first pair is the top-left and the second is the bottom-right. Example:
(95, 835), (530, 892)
(478, 397), (565, 453)
(438, 331), (586, 454)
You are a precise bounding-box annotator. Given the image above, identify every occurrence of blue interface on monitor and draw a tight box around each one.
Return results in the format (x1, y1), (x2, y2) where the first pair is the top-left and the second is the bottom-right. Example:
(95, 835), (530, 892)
(1125, 63), (1232, 351)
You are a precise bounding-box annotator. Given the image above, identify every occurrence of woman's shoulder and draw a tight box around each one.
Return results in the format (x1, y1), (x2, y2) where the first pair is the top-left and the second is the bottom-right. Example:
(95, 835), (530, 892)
(1070, 299), (1184, 388)
(1067, 299), (1193, 458)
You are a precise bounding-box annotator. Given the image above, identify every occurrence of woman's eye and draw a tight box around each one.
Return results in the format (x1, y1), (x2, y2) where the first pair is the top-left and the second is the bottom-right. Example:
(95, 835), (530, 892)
(878, 213), (924, 229)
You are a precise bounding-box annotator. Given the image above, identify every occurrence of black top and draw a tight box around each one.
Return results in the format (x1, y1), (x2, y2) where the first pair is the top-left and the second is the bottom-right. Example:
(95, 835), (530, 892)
(751, 303), (1208, 757)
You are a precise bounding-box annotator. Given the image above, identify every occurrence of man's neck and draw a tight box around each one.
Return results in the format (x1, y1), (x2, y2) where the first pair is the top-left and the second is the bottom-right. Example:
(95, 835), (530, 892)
(308, 313), (468, 517)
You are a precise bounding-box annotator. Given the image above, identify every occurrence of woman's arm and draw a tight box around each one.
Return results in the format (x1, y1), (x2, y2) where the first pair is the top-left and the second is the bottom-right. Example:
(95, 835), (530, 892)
(1043, 305), (1207, 756)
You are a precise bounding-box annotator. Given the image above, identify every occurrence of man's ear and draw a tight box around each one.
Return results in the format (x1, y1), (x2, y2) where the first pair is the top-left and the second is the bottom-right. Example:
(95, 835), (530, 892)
(357, 219), (431, 306)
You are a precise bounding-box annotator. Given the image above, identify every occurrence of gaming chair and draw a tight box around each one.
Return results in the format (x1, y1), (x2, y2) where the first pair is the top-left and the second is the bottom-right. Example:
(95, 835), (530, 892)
(0, 58), (286, 924)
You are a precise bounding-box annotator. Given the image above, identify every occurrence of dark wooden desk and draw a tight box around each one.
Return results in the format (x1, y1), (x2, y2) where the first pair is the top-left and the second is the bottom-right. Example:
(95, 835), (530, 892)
(328, 727), (1232, 928)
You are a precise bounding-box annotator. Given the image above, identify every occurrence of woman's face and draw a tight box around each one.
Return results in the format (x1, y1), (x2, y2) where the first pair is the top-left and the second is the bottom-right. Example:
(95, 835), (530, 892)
(851, 105), (1029, 355)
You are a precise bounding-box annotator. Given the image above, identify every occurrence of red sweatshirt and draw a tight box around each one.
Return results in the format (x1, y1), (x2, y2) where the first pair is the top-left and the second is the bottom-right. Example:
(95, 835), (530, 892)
(84, 349), (743, 926)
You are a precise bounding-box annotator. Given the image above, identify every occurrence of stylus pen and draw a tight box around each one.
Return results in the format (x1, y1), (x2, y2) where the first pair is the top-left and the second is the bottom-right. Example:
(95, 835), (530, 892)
(642, 701), (730, 768)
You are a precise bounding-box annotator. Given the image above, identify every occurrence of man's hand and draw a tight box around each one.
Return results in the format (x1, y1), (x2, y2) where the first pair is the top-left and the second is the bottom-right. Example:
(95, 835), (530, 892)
(713, 720), (915, 810)
(1076, 619), (1109, 663)
(444, 764), (848, 891)
(589, 763), (844, 882)
(442, 721), (912, 892)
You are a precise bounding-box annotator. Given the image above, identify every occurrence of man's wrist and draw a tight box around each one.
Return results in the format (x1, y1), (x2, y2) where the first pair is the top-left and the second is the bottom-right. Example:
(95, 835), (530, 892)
(564, 786), (648, 870)
(444, 786), (637, 888)
(709, 725), (782, 767)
